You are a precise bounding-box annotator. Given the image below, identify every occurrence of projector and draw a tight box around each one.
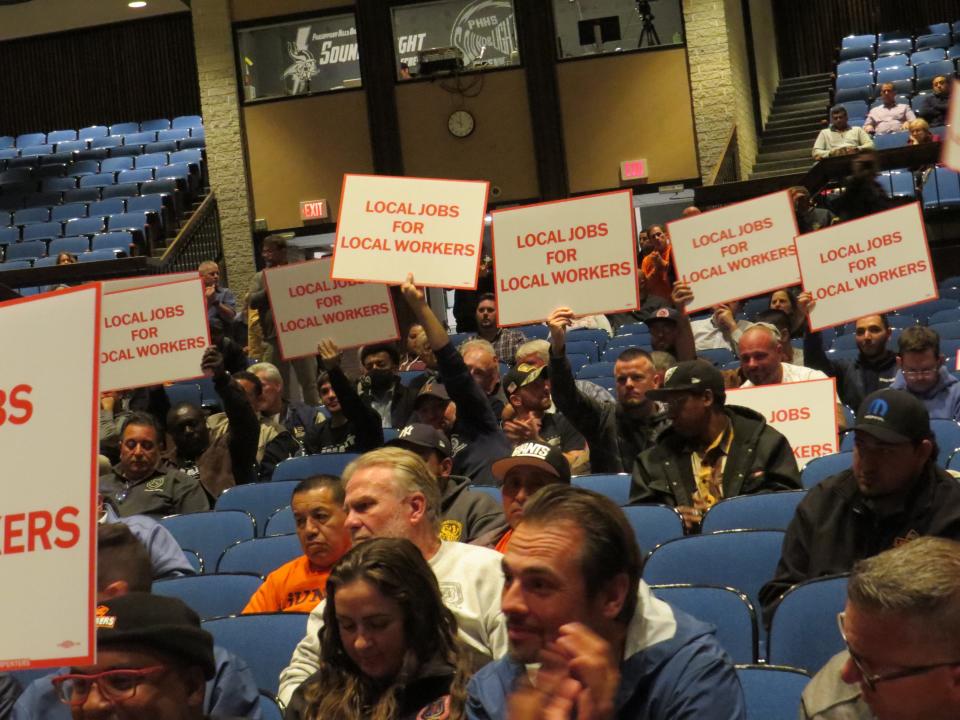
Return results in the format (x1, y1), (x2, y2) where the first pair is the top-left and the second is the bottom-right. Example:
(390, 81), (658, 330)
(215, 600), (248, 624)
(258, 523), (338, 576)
(417, 47), (464, 75)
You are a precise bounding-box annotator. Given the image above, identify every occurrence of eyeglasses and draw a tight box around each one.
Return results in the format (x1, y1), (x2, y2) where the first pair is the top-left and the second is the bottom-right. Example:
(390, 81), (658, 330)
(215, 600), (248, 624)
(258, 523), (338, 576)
(51, 666), (166, 706)
(837, 613), (960, 691)
(901, 368), (939, 378)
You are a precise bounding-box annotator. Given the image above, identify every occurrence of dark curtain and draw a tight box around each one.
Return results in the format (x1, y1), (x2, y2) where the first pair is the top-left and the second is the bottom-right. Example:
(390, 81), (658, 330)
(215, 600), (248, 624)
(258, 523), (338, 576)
(0, 12), (201, 137)
(774, 0), (960, 78)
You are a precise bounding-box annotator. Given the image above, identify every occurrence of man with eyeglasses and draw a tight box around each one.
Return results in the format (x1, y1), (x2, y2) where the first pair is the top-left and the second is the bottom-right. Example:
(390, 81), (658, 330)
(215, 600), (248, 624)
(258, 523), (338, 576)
(759, 388), (960, 626)
(800, 537), (960, 720)
(890, 325), (960, 421)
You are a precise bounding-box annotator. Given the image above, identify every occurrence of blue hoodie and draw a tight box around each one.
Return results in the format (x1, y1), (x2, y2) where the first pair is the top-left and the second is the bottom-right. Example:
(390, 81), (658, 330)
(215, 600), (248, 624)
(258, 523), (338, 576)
(891, 366), (960, 421)
(466, 583), (745, 720)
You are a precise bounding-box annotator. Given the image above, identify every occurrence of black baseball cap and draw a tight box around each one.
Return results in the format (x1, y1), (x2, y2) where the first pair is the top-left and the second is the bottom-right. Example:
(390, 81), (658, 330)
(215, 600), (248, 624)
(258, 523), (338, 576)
(95, 592), (216, 679)
(502, 363), (548, 397)
(644, 307), (681, 324)
(387, 423), (452, 458)
(853, 389), (931, 444)
(414, 381), (451, 407)
(647, 359), (725, 400)
(491, 442), (571, 484)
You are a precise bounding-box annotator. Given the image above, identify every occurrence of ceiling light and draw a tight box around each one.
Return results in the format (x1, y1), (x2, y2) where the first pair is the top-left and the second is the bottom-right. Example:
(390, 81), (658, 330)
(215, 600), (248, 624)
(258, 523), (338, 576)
(128, 1), (147, 7)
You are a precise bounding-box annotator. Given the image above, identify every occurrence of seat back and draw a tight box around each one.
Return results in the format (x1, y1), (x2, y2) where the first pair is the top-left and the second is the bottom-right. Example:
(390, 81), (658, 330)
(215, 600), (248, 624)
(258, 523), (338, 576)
(153, 573), (264, 619)
(6, 240), (46, 260)
(264, 506), (297, 536)
(800, 452), (852, 489)
(736, 665), (810, 720)
(215, 481), (301, 531)
(575, 360), (616, 379)
(652, 584), (757, 663)
(217, 534), (303, 575)
(160, 510), (256, 572)
(202, 613), (309, 695)
(931, 419), (960, 466)
(701, 491), (806, 533)
(272, 453), (361, 483)
(767, 575), (848, 671)
(571, 473), (631, 505)
(620, 504), (685, 554)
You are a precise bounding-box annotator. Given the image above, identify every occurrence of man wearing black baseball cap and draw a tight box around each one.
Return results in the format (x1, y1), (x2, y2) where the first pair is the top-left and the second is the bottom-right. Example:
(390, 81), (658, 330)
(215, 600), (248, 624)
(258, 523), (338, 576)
(630, 359), (801, 531)
(51, 593), (222, 719)
(388, 423), (505, 543)
(476, 441), (571, 552)
(760, 388), (960, 626)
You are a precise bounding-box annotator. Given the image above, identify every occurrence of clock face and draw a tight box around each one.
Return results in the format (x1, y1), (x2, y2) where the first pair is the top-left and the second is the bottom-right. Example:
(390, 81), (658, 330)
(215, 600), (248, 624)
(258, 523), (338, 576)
(448, 110), (475, 138)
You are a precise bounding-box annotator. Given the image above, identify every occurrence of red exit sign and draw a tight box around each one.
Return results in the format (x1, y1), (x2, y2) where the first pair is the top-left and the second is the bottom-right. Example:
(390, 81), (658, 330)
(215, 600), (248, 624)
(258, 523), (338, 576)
(299, 199), (329, 221)
(619, 159), (648, 182)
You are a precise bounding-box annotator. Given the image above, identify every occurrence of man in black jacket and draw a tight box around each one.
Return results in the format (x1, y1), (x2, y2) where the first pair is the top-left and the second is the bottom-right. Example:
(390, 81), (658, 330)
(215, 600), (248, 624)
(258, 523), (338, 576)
(759, 388), (960, 626)
(547, 307), (670, 474)
(629, 359), (801, 531)
(799, 292), (897, 411)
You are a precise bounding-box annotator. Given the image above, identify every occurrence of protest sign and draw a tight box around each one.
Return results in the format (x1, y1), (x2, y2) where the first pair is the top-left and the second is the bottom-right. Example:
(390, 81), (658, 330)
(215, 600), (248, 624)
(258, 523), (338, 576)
(727, 377), (839, 469)
(100, 271), (199, 295)
(0, 285), (100, 669)
(796, 202), (936, 331)
(100, 277), (210, 391)
(264, 257), (399, 359)
(332, 174), (489, 288)
(668, 191), (800, 313)
(490, 190), (638, 326)
(940, 79), (960, 172)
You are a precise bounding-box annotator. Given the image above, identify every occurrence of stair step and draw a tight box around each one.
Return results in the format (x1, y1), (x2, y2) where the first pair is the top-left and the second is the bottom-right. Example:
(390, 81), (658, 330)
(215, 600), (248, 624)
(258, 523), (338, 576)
(753, 160), (814, 175)
(756, 147), (814, 162)
(760, 137), (818, 153)
(771, 96), (830, 112)
(750, 168), (809, 180)
(768, 106), (828, 122)
(780, 73), (833, 87)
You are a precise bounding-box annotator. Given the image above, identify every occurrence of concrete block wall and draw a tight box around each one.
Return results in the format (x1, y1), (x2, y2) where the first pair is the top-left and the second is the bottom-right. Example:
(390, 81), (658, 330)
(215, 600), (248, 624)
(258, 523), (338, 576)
(191, 0), (257, 300)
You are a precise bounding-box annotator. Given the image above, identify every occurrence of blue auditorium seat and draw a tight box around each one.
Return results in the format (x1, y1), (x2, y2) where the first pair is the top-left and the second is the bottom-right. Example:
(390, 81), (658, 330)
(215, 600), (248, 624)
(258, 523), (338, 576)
(78, 248), (121, 262)
(90, 135), (123, 149)
(0, 168), (33, 184)
(876, 37), (913, 56)
(925, 22), (951, 35)
(54, 140), (88, 153)
(179, 136), (205, 150)
(916, 60), (955, 89)
(126, 194), (166, 220)
(923, 168), (960, 209)
(145, 140), (178, 154)
(89, 198), (127, 217)
(109, 122), (140, 135)
(78, 126), (109, 140)
(0, 148), (17, 160)
(911, 47), (948, 65)
(872, 53), (906, 70)
(190, 127), (205, 140)
(101, 182), (141, 199)
(79, 173), (117, 188)
(135, 152), (170, 169)
(836, 58), (872, 76)
(140, 178), (179, 196)
(6, 240), (46, 261)
(171, 148), (204, 166)
(70, 159), (102, 176)
(19, 144), (53, 156)
(0, 227), (18, 244)
(875, 65), (914, 95)
(886, 169), (915, 198)
(123, 131), (158, 145)
(118, 168), (154, 183)
(24, 191), (62, 208)
(736, 665), (809, 720)
(15, 132), (46, 147)
(141, 118), (172, 131)
(46, 129), (76, 144)
(834, 74), (874, 103)
(0, 260), (33, 271)
(158, 128), (191, 142)
(65, 216), (106, 235)
(948, 45), (960, 60)
(23, 221), (62, 241)
(0, 136), (13, 149)
(172, 115), (203, 129)
(101, 156), (134, 173)
(91, 232), (134, 254)
(41, 177), (77, 192)
(13, 207), (51, 225)
(838, 34), (875, 61)
(63, 187), (101, 203)
(109, 144), (144, 158)
(49, 236), (91, 255)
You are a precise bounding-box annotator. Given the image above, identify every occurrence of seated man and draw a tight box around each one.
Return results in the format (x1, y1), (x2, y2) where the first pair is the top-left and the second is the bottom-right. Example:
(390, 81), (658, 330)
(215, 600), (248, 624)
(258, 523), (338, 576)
(165, 347), (260, 499)
(863, 82), (915, 135)
(800, 292), (898, 411)
(99, 495), (195, 579)
(791, 185), (837, 233)
(471, 293), (527, 366)
(759, 389), (960, 625)
(460, 338), (508, 418)
(689, 297), (751, 354)
(356, 341), (427, 428)
(918, 75), (950, 127)
(755, 308), (803, 365)
(243, 475), (351, 614)
(890, 325), (960, 421)
(475, 441), (571, 552)
(387, 423), (505, 543)
(100, 412), (209, 519)
(813, 105), (874, 159)
(501, 363), (588, 474)
(249, 361), (320, 445)
(12, 524), (259, 719)
(278, 447), (507, 705)
(801, 537), (960, 720)
(515, 338), (614, 406)
(466, 484), (745, 720)
(629, 360), (801, 531)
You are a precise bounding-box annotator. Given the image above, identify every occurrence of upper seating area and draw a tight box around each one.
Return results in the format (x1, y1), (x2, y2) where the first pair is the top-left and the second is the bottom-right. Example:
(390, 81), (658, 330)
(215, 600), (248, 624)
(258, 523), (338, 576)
(0, 115), (205, 265)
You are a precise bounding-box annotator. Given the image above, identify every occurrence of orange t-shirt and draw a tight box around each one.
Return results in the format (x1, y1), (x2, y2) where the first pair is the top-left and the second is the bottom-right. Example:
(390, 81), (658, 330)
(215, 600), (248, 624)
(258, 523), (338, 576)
(641, 244), (673, 300)
(494, 528), (513, 554)
(242, 555), (331, 615)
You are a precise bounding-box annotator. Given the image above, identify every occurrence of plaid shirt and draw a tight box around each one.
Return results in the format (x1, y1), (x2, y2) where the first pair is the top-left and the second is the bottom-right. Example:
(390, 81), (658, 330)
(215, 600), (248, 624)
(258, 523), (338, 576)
(473, 328), (528, 366)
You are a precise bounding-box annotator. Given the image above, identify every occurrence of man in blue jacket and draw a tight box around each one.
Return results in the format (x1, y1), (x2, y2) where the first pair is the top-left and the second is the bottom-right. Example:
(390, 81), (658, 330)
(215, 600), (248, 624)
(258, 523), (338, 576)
(466, 484), (745, 720)
(890, 326), (960, 421)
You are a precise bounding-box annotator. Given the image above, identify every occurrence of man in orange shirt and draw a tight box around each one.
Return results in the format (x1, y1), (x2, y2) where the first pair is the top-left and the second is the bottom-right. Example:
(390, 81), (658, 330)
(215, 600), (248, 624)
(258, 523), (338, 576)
(640, 225), (674, 300)
(242, 475), (351, 614)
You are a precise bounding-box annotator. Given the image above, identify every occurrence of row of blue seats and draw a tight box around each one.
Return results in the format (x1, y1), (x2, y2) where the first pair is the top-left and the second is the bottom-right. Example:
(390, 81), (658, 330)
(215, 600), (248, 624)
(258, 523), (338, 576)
(2, 196), (166, 230)
(838, 47), (960, 75)
(0, 249), (124, 270)
(839, 24), (960, 59)
(0, 147), (205, 185)
(0, 135), (206, 173)
(838, 94), (940, 117)
(0, 210), (155, 246)
(834, 63), (955, 102)
(0, 116), (203, 149)
(0, 231), (134, 260)
(0, 178), (183, 213)
(0, 128), (205, 160)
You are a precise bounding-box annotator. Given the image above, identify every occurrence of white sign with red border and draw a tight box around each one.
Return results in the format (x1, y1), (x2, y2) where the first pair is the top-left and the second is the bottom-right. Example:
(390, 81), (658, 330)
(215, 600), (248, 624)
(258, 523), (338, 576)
(727, 377), (839, 469)
(668, 191), (800, 313)
(940, 79), (960, 172)
(332, 174), (489, 289)
(100, 271), (199, 295)
(796, 203), (936, 332)
(0, 285), (100, 669)
(100, 277), (210, 391)
(491, 190), (639, 326)
(264, 257), (399, 360)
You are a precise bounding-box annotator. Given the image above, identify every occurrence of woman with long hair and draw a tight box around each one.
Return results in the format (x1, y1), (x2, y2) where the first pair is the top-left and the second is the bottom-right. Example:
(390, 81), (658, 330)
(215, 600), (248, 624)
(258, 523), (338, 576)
(287, 537), (471, 720)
